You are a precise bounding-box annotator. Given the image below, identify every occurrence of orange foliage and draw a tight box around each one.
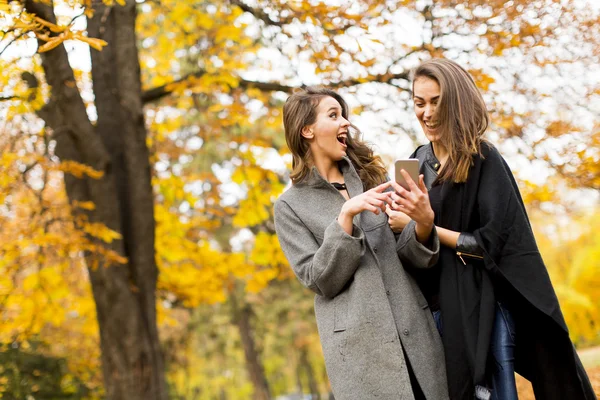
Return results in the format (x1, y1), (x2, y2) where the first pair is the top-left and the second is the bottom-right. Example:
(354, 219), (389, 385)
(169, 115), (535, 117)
(1, 0), (598, 397)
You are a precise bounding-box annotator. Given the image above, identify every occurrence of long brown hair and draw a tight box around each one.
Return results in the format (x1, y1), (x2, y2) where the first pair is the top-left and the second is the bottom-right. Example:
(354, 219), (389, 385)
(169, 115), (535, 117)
(413, 59), (489, 183)
(282, 87), (387, 190)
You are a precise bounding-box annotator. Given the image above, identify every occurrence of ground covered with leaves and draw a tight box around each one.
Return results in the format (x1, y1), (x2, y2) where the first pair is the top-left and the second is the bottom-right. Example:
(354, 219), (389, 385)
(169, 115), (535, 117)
(516, 366), (600, 399)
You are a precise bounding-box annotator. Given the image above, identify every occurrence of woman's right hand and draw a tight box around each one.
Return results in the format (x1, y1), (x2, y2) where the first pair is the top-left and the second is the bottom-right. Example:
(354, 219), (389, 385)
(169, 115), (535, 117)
(341, 181), (393, 217)
(337, 181), (393, 234)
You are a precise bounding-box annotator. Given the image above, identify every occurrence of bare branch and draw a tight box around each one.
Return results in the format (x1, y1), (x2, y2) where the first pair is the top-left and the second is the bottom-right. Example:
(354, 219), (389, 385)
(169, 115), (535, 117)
(0, 96), (21, 101)
(0, 31), (28, 58)
(230, 0), (284, 27)
(143, 69), (411, 103)
(331, 71), (411, 89)
(141, 70), (296, 103)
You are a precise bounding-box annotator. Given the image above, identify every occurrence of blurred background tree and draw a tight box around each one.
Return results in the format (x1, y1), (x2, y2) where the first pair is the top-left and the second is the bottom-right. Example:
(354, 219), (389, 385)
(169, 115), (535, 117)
(0, 0), (598, 398)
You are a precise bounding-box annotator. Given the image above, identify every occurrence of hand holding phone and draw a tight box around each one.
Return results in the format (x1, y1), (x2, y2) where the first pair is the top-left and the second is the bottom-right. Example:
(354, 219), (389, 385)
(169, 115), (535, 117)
(390, 163), (434, 243)
(394, 159), (420, 191)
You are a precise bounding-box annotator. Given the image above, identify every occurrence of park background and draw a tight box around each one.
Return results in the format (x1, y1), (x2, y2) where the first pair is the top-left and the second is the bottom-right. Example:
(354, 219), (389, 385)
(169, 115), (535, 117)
(0, 0), (599, 398)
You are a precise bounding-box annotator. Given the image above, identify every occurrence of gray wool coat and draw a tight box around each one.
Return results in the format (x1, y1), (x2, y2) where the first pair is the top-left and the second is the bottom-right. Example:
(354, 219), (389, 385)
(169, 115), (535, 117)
(274, 157), (449, 400)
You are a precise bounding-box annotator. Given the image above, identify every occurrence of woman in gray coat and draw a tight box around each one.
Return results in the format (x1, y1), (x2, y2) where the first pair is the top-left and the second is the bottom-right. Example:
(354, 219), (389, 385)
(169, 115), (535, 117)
(273, 87), (449, 400)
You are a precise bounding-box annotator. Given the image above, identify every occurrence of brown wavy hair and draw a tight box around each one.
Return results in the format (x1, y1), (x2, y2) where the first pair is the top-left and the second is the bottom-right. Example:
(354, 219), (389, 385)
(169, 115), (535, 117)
(282, 87), (387, 190)
(413, 59), (490, 183)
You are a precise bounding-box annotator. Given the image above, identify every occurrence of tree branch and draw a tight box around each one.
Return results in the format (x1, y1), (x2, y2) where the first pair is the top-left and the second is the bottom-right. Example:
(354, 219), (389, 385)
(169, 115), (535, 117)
(23, 0), (109, 171)
(0, 31), (27, 58)
(230, 0), (284, 27)
(141, 71), (296, 103)
(142, 70), (411, 104)
(230, 0), (354, 35)
(332, 71), (411, 89)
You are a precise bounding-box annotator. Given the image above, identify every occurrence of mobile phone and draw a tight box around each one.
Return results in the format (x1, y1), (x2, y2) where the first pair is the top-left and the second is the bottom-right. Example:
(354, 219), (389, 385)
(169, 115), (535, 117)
(394, 159), (420, 190)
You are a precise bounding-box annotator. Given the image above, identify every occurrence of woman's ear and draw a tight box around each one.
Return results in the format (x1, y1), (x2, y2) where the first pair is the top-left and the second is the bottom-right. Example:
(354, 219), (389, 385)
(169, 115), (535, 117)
(301, 126), (314, 140)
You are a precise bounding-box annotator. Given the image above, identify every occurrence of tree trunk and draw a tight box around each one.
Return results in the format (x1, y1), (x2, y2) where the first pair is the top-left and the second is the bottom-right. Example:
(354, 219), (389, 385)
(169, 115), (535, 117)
(295, 357), (304, 395)
(299, 346), (321, 400)
(230, 294), (271, 400)
(23, 1), (167, 399)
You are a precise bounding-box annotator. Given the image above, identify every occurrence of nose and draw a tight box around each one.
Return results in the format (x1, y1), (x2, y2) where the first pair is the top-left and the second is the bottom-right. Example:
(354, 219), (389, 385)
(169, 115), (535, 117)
(340, 116), (350, 127)
(424, 104), (435, 119)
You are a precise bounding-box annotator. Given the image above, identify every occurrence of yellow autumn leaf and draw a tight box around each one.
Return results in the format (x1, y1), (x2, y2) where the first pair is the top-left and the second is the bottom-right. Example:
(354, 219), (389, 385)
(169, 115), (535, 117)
(81, 222), (122, 243)
(72, 200), (96, 210)
(34, 16), (66, 33)
(58, 160), (104, 179)
(75, 35), (108, 51)
(38, 37), (64, 53)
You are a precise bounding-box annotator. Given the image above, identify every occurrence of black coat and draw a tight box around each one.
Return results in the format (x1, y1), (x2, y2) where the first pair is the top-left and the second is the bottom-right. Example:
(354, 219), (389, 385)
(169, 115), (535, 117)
(411, 142), (596, 400)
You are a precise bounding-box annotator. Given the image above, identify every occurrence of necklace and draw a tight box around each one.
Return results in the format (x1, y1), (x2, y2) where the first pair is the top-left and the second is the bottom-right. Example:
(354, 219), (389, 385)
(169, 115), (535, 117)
(331, 182), (347, 190)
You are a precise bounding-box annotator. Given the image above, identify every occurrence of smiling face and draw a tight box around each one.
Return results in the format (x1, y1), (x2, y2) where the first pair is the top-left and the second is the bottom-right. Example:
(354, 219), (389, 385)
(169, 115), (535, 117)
(302, 96), (350, 165)
(413, 77), (442, 143)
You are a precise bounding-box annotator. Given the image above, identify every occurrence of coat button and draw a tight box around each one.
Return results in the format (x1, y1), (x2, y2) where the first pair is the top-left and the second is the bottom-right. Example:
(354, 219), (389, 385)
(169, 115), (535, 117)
(373, 247), (378, 253)
(386, 290), (390, 295)
(403, 329), (409, 336)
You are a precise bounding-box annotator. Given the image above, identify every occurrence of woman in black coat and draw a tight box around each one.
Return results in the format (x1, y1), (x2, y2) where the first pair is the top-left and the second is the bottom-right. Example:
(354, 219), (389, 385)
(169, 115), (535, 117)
(386, 58), (596, 400)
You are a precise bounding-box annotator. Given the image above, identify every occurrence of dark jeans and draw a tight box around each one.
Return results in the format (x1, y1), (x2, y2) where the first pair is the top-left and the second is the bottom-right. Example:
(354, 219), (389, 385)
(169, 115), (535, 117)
(431, 302), (517, 400)
(432, 309), (443, 336)
(490, 302), (518, 400)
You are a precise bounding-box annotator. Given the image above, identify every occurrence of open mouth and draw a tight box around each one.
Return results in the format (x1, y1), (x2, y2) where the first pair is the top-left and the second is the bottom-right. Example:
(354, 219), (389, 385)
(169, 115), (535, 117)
(424, 121), (439, 129)
(337, 133), (347, 146)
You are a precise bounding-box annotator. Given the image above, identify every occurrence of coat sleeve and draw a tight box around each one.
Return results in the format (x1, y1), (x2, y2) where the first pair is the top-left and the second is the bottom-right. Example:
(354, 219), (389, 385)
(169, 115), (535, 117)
(274, 199), (366, 299)
(396, 220), (440, 269)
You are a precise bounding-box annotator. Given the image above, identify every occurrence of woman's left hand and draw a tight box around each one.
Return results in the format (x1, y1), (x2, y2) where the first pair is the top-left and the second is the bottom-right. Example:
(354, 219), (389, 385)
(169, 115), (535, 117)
(385, 206), (411, 233)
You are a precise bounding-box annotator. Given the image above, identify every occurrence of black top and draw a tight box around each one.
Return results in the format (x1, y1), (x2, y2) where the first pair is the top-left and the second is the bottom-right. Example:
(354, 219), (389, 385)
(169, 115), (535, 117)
(409, 183), (443, 311)
(410, 146), (443, 311)
(428, 184), (443, 222)
(420, 184), (443, 310)
(331, 182), (347, 191)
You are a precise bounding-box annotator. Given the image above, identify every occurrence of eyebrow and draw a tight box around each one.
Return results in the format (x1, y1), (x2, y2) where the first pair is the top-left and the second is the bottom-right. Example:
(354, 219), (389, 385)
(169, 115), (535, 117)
(327, 106), (341, 112)
(413, 95), (439, 101)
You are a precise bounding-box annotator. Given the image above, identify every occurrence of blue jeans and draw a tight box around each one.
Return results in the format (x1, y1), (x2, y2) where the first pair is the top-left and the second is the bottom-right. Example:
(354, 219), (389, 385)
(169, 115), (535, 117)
(490, 302), (517, 400)
(431, 303), (517, 400)
(432, 309), (443, 336)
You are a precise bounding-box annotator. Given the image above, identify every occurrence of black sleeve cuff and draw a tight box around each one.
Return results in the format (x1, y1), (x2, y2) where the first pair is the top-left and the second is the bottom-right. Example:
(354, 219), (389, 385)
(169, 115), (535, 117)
(456, 232), (484, 256)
